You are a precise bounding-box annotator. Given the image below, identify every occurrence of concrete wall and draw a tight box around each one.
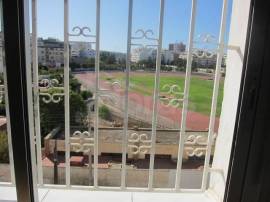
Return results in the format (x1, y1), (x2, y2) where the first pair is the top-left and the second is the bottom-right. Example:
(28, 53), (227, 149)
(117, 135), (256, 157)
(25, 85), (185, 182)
(45, 136), (212, 160)
(42, 166), (202, 189)
(209, 0), (251, 200)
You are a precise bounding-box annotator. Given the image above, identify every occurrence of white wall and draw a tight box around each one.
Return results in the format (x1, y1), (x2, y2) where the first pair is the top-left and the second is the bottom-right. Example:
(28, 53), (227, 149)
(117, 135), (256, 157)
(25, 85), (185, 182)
(41, 166), (203, 189)
(209, 0), (251, 200)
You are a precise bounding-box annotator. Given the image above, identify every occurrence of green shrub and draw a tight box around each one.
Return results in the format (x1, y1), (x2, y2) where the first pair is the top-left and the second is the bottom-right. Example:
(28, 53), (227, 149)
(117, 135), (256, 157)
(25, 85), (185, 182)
(81, 90), (93, 100)
(99, 105), (111, 121)
(70, 77), (81, 93)
(0, 131), (9, 163)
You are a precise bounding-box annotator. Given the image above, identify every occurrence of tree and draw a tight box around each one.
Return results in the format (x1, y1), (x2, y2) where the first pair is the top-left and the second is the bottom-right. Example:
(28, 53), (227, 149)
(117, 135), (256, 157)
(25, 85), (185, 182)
(81, 90), (93, 100)
(39, 71), (90, 138)
(70, 77), (81, 93)
(100, 52), (116, 65)
(40, 90), (88, 137)
(99, 105), (111, 121)
(192, 60), (198, 72)
(173, 58), (186, 68)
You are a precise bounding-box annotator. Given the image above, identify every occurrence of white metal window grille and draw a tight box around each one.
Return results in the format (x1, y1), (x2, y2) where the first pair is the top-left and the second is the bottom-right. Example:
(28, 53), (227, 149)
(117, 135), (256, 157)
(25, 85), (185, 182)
(0, 0), (241, 194)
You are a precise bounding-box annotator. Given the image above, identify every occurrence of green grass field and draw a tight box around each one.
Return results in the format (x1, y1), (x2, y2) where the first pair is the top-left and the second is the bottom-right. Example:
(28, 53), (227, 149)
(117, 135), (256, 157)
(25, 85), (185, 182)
(102, 73), (224, 116)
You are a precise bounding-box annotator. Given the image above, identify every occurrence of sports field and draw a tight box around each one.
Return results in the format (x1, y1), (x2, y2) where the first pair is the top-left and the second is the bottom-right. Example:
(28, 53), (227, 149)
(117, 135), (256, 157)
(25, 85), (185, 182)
(101, 72), (224, 116)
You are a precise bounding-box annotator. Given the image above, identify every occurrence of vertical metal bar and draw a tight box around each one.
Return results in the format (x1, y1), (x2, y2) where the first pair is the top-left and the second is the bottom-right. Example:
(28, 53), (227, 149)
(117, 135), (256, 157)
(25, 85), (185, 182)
(24, 0), (39, 200)
(32, 0), (43, 186)
(93, 0), (101, 188)
(148, 0), (165, 190)
(201, 0), (228, 191)
(0, 0), (15, 185)
(175, 0), (197, 190)
(121, 0), (133, 189)
(87, 101), (93, 186)
(64, 0), (70, 187)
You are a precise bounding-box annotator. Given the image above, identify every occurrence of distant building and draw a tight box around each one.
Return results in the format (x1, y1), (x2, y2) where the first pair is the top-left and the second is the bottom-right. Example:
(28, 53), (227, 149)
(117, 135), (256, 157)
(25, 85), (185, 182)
(131, 47), (174, 64)
(178, 51), (226, 69)
(107, 51), (126, 62)
(32, 38), (98, 68)
(36, 37), (65, 68)
(168, 42), (186, 53)
(131, 47), (156, 63)
(161, 50), (174, 64)
(70, 41), (95, 58)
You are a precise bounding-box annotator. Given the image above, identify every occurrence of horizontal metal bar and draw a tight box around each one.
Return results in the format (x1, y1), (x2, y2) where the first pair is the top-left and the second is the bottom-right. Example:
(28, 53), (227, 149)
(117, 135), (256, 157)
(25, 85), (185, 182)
(91, 127), (208, 133)
(39, 184), (203, 193)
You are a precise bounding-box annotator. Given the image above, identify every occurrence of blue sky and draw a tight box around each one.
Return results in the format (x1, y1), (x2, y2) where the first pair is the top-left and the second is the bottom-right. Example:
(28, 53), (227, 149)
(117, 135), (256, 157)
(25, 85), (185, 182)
(33, 0), (232, 53)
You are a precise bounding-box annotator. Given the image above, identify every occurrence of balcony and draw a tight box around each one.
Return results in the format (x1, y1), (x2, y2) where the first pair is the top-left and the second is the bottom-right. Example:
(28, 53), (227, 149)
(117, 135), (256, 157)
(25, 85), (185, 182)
(0, 0), (259, 201)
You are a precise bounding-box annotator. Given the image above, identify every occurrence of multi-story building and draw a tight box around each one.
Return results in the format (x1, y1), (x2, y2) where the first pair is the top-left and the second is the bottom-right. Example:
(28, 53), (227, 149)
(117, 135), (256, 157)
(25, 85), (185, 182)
(131, 47), (174, 64)
(70, 41), (95, 58)
(131, 47), (156, 63)
(179, 51), (223, 68)
(36, 37), (65, 68)
(168, 42), (186, 53)
(161, 50), (174, 64)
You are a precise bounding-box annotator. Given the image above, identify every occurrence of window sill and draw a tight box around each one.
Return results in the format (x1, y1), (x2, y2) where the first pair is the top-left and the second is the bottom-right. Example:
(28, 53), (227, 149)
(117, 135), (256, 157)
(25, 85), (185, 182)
(0, 186), (217, 202)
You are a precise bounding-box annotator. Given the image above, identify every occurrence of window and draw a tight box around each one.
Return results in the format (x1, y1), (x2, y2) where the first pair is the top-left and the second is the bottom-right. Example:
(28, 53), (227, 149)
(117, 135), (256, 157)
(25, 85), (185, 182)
(1, 0), (269, 201)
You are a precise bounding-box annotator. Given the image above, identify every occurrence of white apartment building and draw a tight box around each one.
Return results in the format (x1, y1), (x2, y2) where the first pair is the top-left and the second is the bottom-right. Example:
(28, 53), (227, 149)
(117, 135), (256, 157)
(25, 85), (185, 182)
(33, 37), (65, 68)
(168, 42), (186, 53)
(131, 47), (156, 63)
(179, 51), (223, 68)
(131, 47), (174, 64)
(70, 41), (95, 58)
(161, 49), (174, 64)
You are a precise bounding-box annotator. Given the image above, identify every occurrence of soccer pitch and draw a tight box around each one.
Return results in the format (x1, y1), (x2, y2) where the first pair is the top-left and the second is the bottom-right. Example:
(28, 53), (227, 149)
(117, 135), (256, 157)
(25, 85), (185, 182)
(101, 72), (224, 116)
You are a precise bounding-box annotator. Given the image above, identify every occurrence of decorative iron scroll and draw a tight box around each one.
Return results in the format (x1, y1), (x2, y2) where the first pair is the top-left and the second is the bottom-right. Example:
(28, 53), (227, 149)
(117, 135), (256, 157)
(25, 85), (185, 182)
(159, 84), (184, 108)
(39, 79), (64, 104)
(69, 26), (96, 38)
(184, 134), (208, 157)
(132, 29), (158, 41)
(128, 133), (151, 155)
(185, 134), (207, 145)
(196, 34), (216, 44)
(39, 78), (60, 88)
(39, 93), (64, 104)
(99, 81), (121, 104)
(185, 147), (206, 157)
(111, 81), (122, 89)
(193, 33), (218, 58)
(70, 131), (94, 153)
(131, 29), (158, 47)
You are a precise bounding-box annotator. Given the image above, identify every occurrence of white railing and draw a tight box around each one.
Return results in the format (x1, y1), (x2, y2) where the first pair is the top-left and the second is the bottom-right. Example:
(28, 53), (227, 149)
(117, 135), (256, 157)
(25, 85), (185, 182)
(0, 0), (235, 195)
